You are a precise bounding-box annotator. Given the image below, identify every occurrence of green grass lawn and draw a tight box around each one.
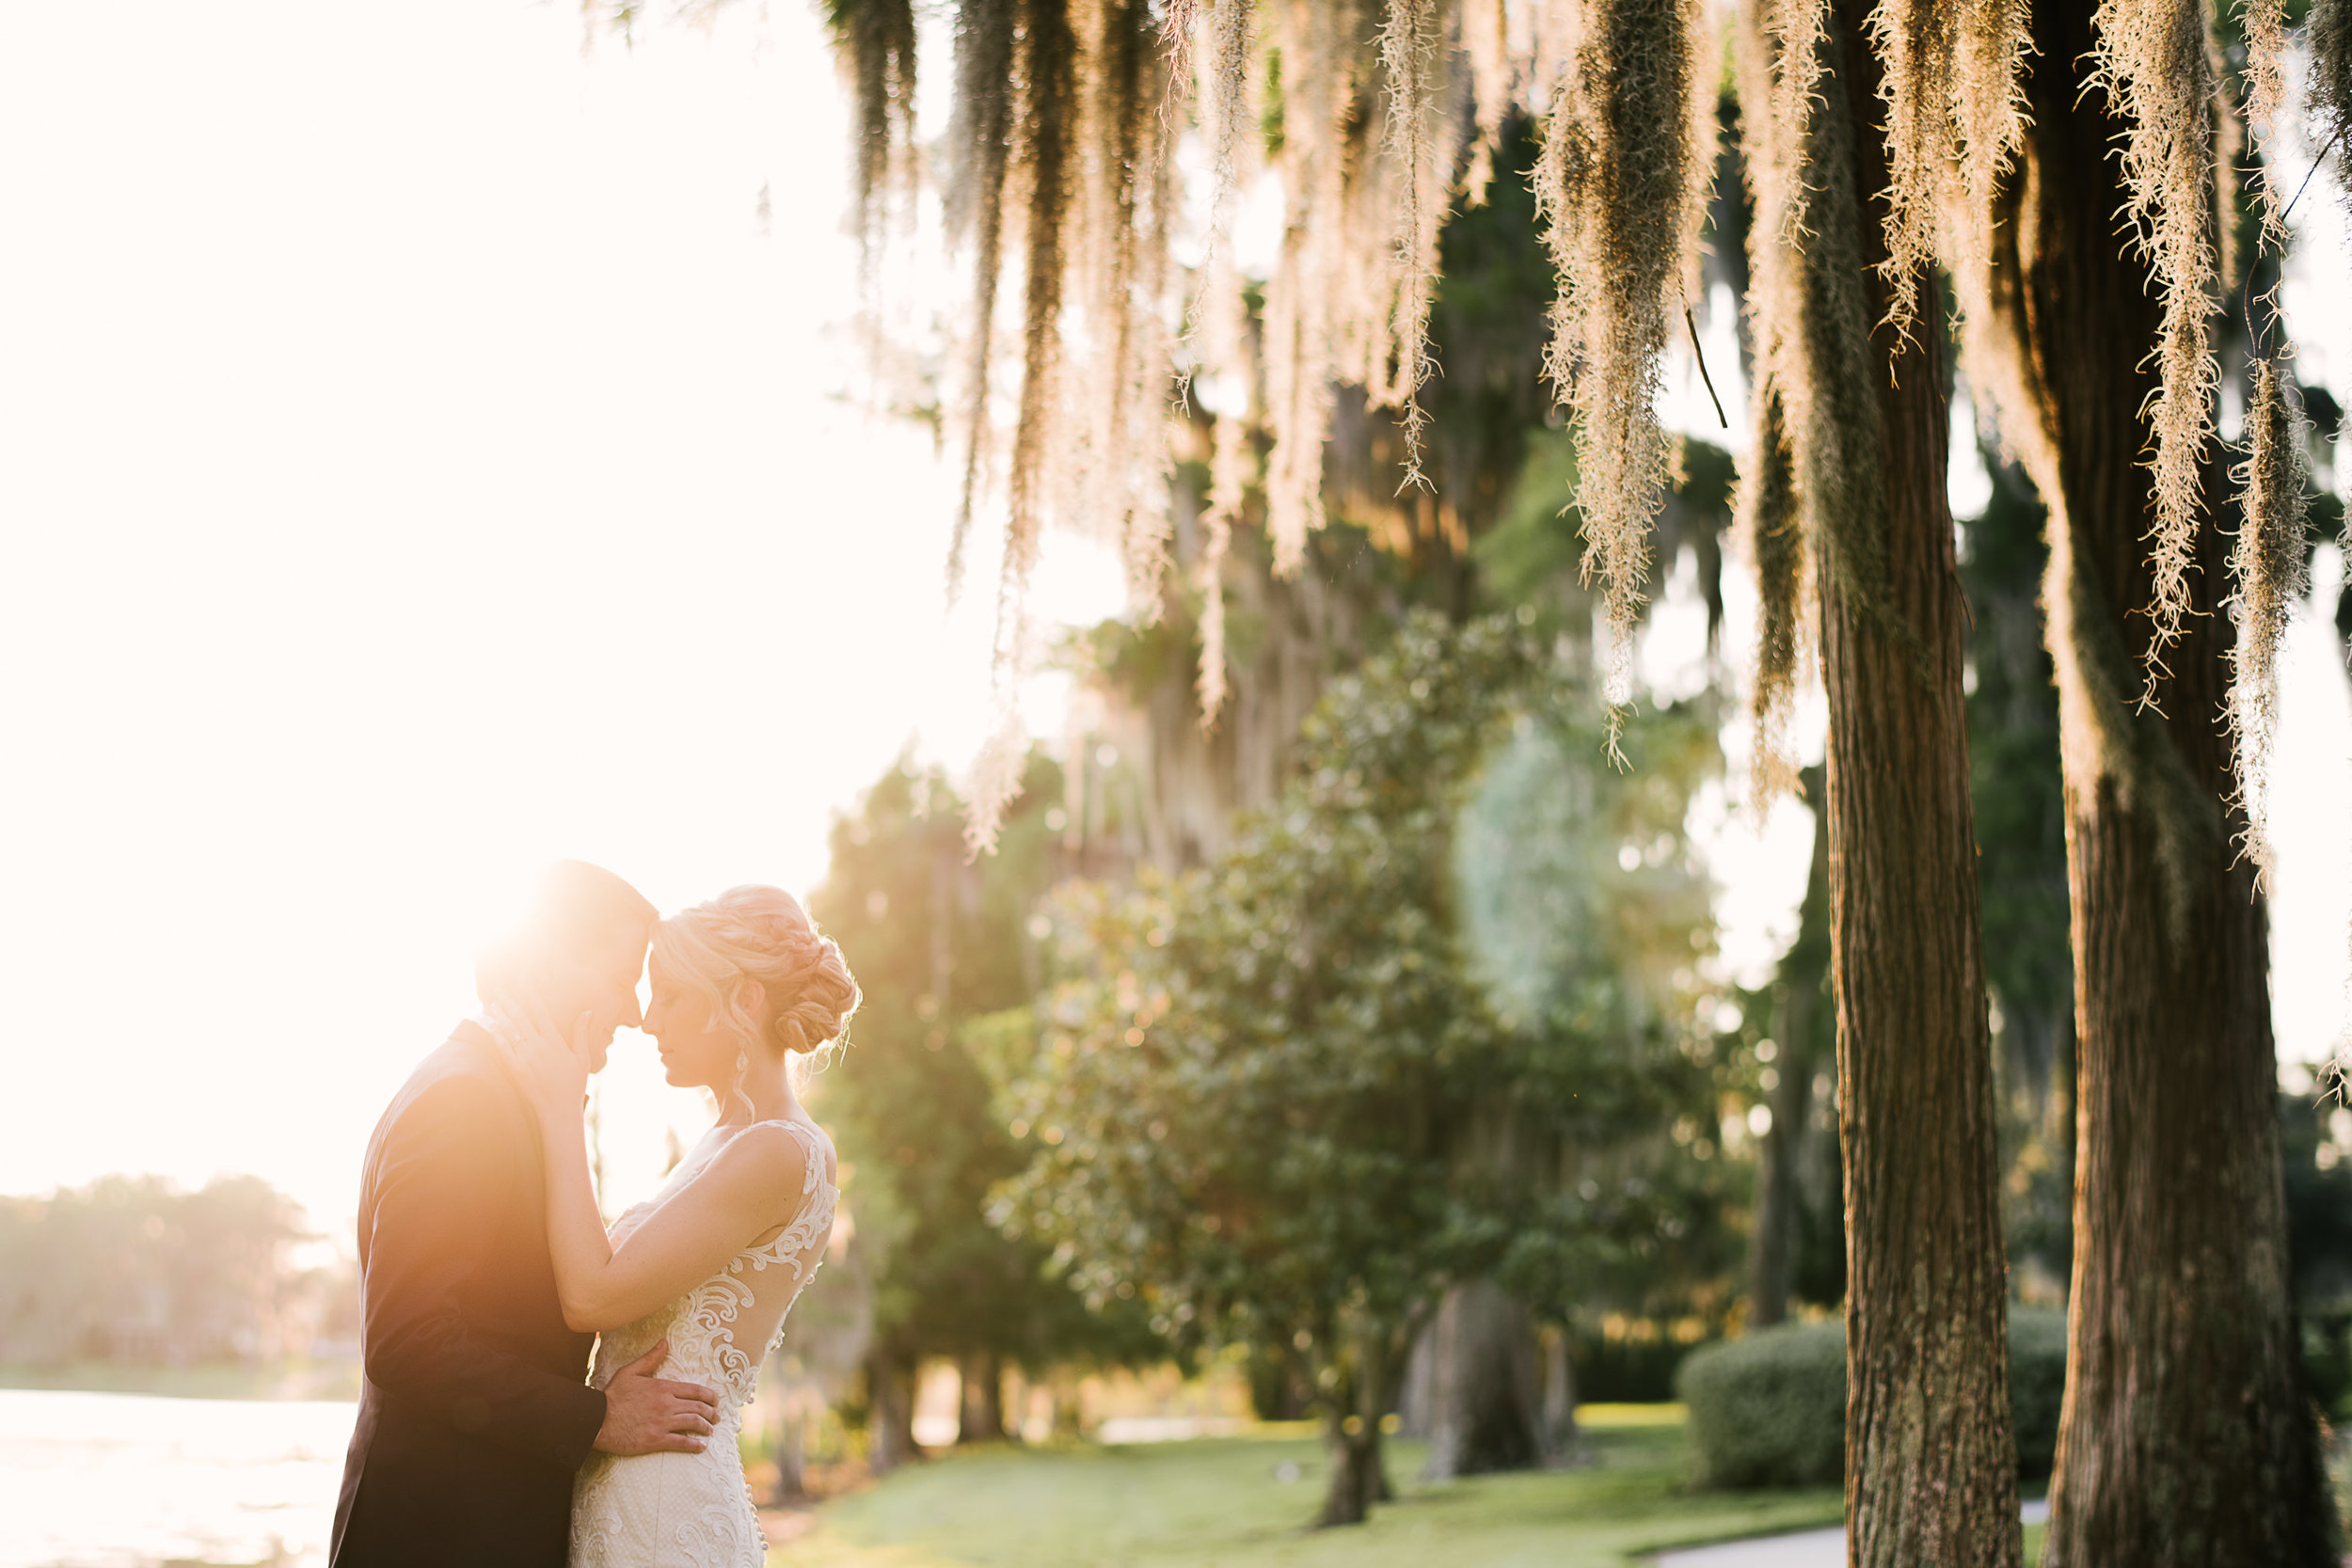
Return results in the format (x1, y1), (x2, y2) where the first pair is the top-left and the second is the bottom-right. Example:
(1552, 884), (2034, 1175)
(778, 1405), (1847, 1568)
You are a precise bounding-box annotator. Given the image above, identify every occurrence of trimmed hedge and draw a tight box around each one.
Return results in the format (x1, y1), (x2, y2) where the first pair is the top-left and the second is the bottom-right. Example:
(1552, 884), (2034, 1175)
(1675, 1308), (2069, 1488)
(1675, 1319), (1844, 1487)
(2006, 1307), (2068, 1477)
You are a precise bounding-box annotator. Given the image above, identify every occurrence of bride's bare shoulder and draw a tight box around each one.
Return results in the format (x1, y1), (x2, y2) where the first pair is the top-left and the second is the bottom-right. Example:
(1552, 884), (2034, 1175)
(711, 1119), (830, 1192)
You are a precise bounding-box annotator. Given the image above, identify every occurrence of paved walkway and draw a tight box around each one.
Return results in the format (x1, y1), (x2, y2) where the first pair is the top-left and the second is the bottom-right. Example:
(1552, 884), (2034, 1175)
(1653, 1500), (2049, 1566)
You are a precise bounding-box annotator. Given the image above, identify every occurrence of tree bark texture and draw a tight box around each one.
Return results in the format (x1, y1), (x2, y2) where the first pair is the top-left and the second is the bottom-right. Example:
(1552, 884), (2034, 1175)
(1809, 8), (2023, 1563)
(1979, 6), (2334, 1559)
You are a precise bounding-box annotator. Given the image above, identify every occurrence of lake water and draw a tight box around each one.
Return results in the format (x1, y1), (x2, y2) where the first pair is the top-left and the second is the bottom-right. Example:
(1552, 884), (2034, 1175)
(0, 1389), (356, 1568)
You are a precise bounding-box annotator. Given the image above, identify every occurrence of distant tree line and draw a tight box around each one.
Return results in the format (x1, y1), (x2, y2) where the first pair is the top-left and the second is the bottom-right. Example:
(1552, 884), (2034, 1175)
(0, 1174), (355, 1368)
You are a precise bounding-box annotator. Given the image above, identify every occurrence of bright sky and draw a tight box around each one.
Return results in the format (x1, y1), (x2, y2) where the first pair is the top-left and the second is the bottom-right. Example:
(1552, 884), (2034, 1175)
(1, 3), (2346, 1238)
(0, 0), (1127, 1229)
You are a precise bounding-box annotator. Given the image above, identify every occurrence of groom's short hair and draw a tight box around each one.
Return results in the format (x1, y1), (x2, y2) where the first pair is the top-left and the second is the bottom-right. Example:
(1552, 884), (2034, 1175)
(475, 860), (656, 1002)
(525, 859), (658, 949)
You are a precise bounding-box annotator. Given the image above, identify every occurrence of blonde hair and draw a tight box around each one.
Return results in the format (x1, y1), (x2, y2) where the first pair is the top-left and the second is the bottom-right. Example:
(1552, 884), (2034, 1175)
(654, 886), (861, 1078)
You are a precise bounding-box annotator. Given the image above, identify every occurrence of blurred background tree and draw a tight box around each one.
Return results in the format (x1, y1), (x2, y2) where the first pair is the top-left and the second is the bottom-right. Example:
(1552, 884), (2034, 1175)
(0, 1175), (351, 1372)
(807, 752), (1164, 1472)
(990, 614), (1736, 1524)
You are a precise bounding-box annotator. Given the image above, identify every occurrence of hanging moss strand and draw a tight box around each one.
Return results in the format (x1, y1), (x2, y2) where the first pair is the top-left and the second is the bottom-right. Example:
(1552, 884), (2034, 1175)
(822, 0), (918, 273)
(944, 0), (1021, 609)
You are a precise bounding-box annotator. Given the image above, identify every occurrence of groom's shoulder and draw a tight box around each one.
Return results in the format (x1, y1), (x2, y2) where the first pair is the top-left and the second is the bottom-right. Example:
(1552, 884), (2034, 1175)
(377, 1031), (528, 1141)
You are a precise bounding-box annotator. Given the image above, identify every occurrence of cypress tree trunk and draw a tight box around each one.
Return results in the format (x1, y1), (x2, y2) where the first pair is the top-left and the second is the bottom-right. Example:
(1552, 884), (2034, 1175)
(769, 1401), (808, 1503)
(957, 1348), (1007, 1444)
(1050, 1368), (1087, 1437)
(1317, 1413), (1387, 1529)
(1536, 1323), (1579, 1463)
(866, 1345), (920, 1473)
(1979, 7), (2335, 1559)
(1314, 1316), (1404, 1528)
(1415, 1278), (1543, 1479)
(1745, 1016), (1804, 1328)
(1749, 781), (1829, 1328)
(1808, 7), (2022, 1561)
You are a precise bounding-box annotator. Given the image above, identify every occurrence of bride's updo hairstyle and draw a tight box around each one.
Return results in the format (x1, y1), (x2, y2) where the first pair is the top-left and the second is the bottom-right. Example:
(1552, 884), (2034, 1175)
(653, 886), (861, 1073)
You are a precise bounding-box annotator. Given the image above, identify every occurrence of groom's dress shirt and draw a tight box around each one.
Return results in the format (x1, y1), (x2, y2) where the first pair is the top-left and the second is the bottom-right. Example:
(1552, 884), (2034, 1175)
(332, 1022), (607, 1568)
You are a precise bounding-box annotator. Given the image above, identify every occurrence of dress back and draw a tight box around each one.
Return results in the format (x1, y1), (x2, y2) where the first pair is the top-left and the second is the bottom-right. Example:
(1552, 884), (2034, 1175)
(570, 1118), (837, 1566)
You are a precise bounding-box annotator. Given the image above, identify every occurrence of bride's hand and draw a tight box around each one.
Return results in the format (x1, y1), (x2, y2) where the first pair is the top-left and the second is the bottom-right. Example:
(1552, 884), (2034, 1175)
(485, 988), (594, 1125)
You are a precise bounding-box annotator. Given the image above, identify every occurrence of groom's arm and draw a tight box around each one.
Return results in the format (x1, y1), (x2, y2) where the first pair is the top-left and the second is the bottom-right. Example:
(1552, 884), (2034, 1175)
(361, 1074), (608, 1472)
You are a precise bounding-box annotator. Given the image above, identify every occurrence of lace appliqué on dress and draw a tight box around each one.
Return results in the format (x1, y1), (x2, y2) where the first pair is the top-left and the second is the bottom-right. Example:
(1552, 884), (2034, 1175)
(570, 1119), (838, 1568)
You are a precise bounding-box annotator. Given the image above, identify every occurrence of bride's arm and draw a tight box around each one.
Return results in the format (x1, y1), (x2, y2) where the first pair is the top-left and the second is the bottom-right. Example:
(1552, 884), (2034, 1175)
(489, 1003), (809, 1333)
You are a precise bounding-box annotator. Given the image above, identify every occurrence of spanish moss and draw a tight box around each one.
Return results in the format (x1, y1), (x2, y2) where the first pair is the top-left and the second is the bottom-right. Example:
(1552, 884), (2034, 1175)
(1258, 0), (1360, 574)
(1742, 388), (1808, 808)
(1867, 0), (2031, 341)
(969, 0), (1080, 844)
(1196, 371), (1253, 725)
(1736, 0), (1815, 808)
(1375, 0), (1445, 490)
(822, 0), (917, 274)
(2090, 0), (2222, 707)
(1068, 0), (1179, 611)
(1177, 0), (1258, 366)
(1537, 0), (1712, 734)
(2225, 355), (2311, 875)
(1458, 0), (1513, 202)
(2239, 0), (2295, 245)
(944, 0), (1020, 608)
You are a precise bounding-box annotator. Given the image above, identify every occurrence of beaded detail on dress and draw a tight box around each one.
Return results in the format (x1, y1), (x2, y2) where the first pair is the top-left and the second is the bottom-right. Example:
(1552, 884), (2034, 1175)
(570, 1119), (837, 1568)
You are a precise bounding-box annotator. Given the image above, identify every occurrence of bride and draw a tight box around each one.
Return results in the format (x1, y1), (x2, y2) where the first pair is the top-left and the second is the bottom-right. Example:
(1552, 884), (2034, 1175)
(490, 884), (856, 1567)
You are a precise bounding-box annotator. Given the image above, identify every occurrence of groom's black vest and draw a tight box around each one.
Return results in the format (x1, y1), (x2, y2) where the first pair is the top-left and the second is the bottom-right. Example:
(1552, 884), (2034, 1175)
(332, 1023), (607, 1568)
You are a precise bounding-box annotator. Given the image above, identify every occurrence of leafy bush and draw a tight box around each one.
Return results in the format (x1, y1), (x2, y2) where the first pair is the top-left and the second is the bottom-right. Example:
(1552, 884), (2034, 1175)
(2006, 1307), (2068, 1478)
(1676, 1320), (1848, 1488)
(1677, 1309), (2071, 1488)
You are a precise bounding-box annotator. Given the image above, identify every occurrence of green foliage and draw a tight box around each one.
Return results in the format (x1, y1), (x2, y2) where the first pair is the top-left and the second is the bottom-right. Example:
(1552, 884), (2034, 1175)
(1962, 466), (2072, 1062)
(992, 611), (1731, 1400)
(1471, 426), (1585, 610)
(1677, 1310), (2071, 1488)
(1568, 1328), (1706, 1403)
(0, 1175), (328, 1367)
(2280, 1091), (2352, 1417)
(2282, 1092), (2352, 1311)
(1676, 1319), (1846, 1489)
(2006, 1307), (2070, 1478)
(1419, 118), (1556, 545)
(1474, 433), (1734, 636)
(1958, 459), (2074, 1291)
(810, 754), (1153, 1375)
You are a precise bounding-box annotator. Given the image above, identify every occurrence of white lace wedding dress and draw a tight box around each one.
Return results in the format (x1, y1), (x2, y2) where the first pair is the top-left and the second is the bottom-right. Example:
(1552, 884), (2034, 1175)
(570, 1118), (837, 1567)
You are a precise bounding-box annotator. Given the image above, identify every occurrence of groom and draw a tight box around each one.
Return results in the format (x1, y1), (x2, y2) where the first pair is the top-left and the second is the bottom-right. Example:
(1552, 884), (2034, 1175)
(332, 861), (720, 1568)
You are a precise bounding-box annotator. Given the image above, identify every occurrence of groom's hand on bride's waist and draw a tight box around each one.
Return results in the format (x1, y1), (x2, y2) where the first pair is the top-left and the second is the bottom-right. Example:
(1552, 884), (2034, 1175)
(591, 1338), (721, 1456)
